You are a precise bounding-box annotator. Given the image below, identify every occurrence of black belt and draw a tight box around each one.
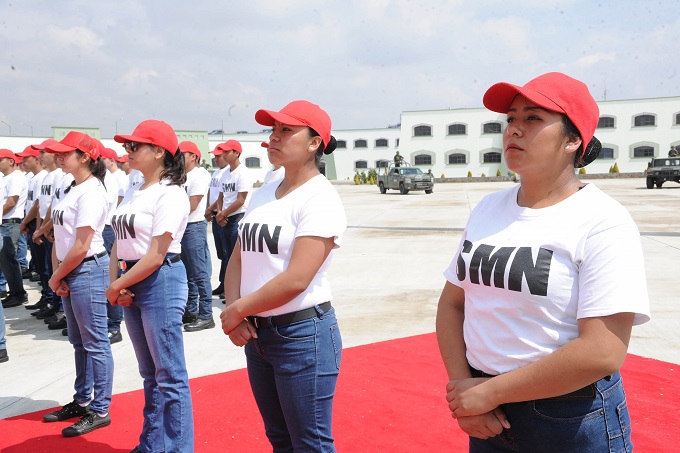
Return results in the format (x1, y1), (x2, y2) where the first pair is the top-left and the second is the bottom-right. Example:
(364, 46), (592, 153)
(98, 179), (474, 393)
(83, 251), (107, 263)
(119, 254), (181, 271)
(226, 213), (244, 224)
(248, 302), (332, 329)
(469, 366), (598, 401)
(3, 218), (21, 224)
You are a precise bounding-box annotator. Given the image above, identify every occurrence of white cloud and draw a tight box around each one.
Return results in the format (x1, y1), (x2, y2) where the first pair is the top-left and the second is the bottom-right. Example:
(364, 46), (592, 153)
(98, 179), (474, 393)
(120, 69), (160, 87)
(44, 25), (103, 54)
(572, 52), (616, 68)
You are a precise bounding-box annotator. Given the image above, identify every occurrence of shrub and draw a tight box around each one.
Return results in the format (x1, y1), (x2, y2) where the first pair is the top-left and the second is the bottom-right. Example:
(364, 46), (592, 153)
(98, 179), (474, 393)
(441, 173), (445, 179)
(612, 162), (620, 173)
(578, 167), (586, 175)
(481, 173), (486, 178)
(467, 171), (472, 178)
(496, 169), (502, 177)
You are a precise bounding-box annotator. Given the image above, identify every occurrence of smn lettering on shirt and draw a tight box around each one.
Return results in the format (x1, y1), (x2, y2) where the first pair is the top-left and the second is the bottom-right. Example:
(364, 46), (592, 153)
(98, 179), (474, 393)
(239, 222), (281, 254)
(52, 209), (65, 226)
(111, 214), (136, 240)
(456, 240), (553, 296)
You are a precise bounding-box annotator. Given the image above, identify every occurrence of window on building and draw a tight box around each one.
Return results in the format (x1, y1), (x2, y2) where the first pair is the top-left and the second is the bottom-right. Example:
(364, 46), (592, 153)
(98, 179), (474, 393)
(483, 152), (501, 163)
(376, 160), (389, 168)
(354, 139), (367, 148)
(448, 153), (467, 164)
(597, 117), (615, 128)
(414, 154), (432, 165)
(414, 125), (432, 137)
(396, 138), (400, 147)
(634, 114), (655, 127)
(336, 140), (347, 149)
(675, 113), (680, 125)
(483, 122), (502, 134)
(355, 160), (368, 169)
(375, 138), (388, 147)
(245, 157), (261, 168)
(633, 146), (654, 158)
(448, 124), (467, 135)
(598, 148), (615, 159)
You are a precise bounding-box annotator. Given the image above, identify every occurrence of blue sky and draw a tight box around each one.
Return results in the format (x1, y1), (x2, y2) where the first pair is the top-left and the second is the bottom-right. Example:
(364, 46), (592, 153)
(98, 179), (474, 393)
(1, 0), (679, 138)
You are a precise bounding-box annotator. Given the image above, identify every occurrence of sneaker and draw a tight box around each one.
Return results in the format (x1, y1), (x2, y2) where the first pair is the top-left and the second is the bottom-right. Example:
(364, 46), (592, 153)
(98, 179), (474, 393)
(22, 267), (32, 279)
(182, 312), (198, 325)
(29, 272), (41, 282)
(108, 331), (122, 344)
(211, 286), (224, 296)
(2, 294), (28, 308)
(35, 305), (59, 319)
(43, 401), (90, 422)
(48, 316), (67, 330)
(0, 349), (8, 363)
(184, 317), (216, 332)
(44, 313), (62, 324)
(62, 412), (111, 437)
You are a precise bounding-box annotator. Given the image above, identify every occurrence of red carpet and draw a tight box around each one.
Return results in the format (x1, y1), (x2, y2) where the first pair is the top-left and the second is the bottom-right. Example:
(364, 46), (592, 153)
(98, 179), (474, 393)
(1, 333), (678, 452)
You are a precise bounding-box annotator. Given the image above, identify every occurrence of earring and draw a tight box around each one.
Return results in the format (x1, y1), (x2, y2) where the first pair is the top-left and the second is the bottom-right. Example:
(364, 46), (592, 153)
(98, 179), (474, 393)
(565, 146), (570, 149)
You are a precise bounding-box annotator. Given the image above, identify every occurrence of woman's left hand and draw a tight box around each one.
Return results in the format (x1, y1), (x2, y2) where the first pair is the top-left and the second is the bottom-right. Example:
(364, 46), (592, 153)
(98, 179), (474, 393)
(220, 303), (245, 335)
(446, 377), (497, 418)
(49, 277), (69, 296)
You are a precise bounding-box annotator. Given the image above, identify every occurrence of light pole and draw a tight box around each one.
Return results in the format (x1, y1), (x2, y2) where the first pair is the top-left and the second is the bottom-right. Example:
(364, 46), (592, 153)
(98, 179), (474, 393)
(0, 121), (11, 136)
(20, 122), (33, 136)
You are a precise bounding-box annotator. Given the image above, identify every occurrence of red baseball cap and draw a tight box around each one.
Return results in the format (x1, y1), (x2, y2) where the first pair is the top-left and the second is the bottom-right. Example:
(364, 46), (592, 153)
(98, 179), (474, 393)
(17, 145), (40, 158)
(45, 131), (100, 160)
(116, 154), (128, 163)
(255, 100), (332, 147)
(179, 141), (202, 158)
(483, 72), (599, 158)
(0, 149), (19, 162)
(30, 138), (59, 151)
(216, 139), (242, 154)
(100, 147), (119, 160)
(114, 119), (179, 155)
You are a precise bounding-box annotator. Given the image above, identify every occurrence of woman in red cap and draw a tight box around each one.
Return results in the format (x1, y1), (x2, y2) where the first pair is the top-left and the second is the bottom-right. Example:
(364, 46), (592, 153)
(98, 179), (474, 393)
(107, 120), (193, 453)
(436, 73), (650, 452)
(41, 132), (113, 437)
(220, 100), (346, 452)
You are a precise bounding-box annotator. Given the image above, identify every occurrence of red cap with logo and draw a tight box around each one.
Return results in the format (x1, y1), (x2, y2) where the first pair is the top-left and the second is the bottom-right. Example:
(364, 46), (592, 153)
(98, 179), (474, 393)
(179, 141), (202, 158)
(255, 100), (331, 147)
(483, 72), (599, 159)
(45, 131), (101, 160)
(0, 149), (19, 162)
(17, 145), (39, 158)
(114, 119), (179, 155)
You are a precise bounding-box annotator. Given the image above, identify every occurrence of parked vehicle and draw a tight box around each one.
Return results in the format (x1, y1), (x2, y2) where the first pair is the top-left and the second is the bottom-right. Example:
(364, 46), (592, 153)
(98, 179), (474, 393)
(645, 157), (680, 188)
(377, 164), (434, 195)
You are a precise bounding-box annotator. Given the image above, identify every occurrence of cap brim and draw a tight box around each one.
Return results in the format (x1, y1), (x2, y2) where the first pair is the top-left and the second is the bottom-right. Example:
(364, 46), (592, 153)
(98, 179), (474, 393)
(45, 143), (78, 153)
(255, 109), (307, 127)
(483, 82), (563, 115)
(113, 134), (154, 144)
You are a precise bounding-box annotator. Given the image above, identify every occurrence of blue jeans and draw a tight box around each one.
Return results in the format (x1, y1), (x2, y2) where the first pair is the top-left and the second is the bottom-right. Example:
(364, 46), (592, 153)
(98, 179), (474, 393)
(61, 254), (113, 414)
(469, 372), (632, 453)
(102, 225), (123, 332)
(245, 306), (342, 452)
(17, 231), (28, 269)
(211, 219), (227, 290)
(44, 240), (60, 309)
(181, 220), (213, 319)
(122, 257), (194, 453)
(0, 300), (5, 349)
(0, 223), (26, 297)
(26, 221), (55, 303)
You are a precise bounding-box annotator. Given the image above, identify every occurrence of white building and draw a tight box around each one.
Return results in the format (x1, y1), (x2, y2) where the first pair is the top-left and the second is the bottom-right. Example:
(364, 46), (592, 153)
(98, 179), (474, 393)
(2, 96), (678, 182)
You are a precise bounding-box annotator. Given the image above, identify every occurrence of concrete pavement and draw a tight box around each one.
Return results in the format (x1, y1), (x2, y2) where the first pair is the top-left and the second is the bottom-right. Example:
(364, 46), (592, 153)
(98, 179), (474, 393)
(1, 177), (678, 419)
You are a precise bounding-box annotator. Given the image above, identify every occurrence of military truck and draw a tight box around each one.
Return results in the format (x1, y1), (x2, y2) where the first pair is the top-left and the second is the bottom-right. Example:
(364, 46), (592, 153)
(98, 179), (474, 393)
(377, 164), (434, 195)
(646, 157), (680, 188)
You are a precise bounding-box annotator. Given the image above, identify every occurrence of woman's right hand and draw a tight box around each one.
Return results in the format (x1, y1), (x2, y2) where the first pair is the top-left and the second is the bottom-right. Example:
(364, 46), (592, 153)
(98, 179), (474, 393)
(456, 408), (510, 440)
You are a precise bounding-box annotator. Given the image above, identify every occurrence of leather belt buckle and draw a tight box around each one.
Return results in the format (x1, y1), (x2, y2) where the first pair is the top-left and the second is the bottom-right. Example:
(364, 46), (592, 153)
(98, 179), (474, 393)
(118, 261), (128, 271)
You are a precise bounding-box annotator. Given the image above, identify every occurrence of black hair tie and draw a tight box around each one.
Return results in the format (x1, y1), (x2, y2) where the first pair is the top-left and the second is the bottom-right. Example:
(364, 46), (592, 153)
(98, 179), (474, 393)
(575, 137), (601, 168)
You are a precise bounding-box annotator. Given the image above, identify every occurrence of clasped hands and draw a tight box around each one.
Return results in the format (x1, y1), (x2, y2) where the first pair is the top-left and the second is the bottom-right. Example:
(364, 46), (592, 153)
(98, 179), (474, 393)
(220, 303), (257, 347)
(445, 377), (511, 440)
(105, 283), (135, 306)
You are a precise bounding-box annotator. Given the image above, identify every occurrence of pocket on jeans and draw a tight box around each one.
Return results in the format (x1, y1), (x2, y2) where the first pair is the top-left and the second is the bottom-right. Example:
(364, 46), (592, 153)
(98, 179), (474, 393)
(274, 318), (316, 341)
(532, 398), (604, 424)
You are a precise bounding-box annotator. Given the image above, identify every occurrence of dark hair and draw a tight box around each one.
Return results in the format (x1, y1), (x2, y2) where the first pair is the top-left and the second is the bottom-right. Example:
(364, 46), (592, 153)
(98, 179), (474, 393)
(307, 127), (337, 164)
(561, 115), (601, 168)
(160, 147), (186, 186)
(75, 150), (106, 186)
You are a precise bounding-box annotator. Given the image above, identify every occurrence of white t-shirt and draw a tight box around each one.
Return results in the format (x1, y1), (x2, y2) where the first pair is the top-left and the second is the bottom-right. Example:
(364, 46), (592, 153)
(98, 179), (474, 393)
(103, 170), (119, 225)
(112, 181), (189, 260)
(37, 169), (57, 219)
(52, 177), (107, 261)
(444, 183), (651, 375)
(112, 168), (128, 198)
(3, 169), (28, 220)
(182, 166), (211, 223)
(239, 175), (346, 316)
(51, 169), (74, 205)
(25, 169), (48, 215)
(263, 166), (285, 185)
(208, 167), (226, 206)
(219, 165), (252, 216)
(127, 169), (144, 190)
